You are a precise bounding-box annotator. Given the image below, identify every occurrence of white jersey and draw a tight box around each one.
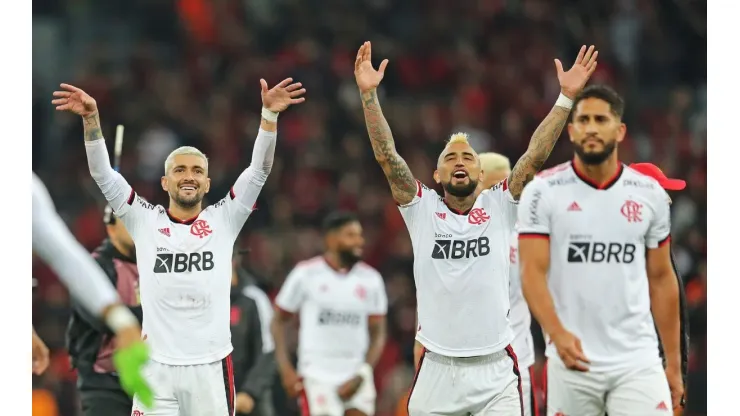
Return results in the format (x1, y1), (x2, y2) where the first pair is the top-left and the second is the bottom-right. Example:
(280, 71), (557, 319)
(84, 128), (276, 365)
(400, 179), (517, 357)
(517, 162), (671, 372)
(508, 228), (535, 369)
(275, 257), (388, 384)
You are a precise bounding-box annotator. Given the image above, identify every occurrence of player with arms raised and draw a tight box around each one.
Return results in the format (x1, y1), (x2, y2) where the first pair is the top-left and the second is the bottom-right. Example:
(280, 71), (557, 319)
(52, 78), (306, 415)
(355, 41), (597, 415)
(517, 85), (683, 415)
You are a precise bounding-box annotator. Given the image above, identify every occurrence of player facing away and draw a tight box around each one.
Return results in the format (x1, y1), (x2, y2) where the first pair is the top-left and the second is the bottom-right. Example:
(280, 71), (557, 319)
(516, 85), (684, 416)
(354, 40), (598, 416)
(271, 212), (388, 416)
(32, 173), (153, 405)
(53, 78), (306, 415)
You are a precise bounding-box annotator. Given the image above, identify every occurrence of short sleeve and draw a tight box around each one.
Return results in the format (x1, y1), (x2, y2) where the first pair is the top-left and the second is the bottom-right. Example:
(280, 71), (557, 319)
(397, 180), (434, 232)
(646, 189), (672, 249)
(368, 273), (388, 316)
(516, 178), (552, 238)
(274, 267), (305, 313)
(487, 179), (518, 230)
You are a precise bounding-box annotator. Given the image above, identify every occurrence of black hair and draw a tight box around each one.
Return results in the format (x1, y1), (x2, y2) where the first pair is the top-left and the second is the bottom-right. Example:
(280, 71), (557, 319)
(572, 84), (625, 119)
(321, 211), (360, 235)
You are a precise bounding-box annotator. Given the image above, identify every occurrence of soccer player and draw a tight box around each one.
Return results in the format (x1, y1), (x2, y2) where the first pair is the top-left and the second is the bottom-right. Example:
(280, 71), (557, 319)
(32, 173), (152, 405)
(354, 40), (598, 415)
(52, 77), (305, 415)
(271, 212), (388, 416)
(517, 85), (684, 415)
(66, 206), (143, 416)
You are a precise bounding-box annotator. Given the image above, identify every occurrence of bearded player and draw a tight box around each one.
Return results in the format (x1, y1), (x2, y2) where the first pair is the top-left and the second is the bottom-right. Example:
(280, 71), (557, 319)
(355, 41), (598, 415)
(53, 78), (305, 415)
(517, 85), (683, 415)
(271, 212), (388, 416)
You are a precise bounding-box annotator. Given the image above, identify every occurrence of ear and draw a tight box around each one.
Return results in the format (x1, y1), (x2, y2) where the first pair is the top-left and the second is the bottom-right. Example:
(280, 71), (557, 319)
(161, 176), (168, 192)
(567, 123), (575, 143)
(616, 122), (627, 144)
(433, 170), (441, 184)
(205, 177), (211, 194)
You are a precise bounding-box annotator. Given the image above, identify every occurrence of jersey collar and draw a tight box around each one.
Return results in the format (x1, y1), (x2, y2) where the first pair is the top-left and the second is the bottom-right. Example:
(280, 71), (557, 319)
(571, 160), (625, 190)
(166, 209), (200, 225)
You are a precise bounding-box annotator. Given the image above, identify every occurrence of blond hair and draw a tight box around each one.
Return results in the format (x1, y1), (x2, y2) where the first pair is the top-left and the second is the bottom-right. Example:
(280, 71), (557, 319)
(447, 132), (470, 144)
(164, 146), (209, 174)
(479, 152), (511, 174)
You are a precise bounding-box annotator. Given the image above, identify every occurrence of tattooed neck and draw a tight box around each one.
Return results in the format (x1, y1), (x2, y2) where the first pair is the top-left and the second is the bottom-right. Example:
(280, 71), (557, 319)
(83, 112), (103, 142)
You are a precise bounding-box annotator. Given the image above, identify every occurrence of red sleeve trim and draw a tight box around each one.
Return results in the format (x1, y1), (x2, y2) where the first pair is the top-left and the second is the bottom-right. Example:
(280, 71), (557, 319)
(229, 187), (236, 200)
(416, 180), (422, 197)
(519, 232), (550, 240)
(501, 178), (508, 192)
(126, 189), (136, 205)
(658, 235), (671, 247)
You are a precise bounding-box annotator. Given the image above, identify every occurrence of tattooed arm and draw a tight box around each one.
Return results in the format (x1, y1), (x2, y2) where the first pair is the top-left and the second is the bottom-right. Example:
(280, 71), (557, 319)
(507, 105), (570, 200)
(360, 89), (418, 205)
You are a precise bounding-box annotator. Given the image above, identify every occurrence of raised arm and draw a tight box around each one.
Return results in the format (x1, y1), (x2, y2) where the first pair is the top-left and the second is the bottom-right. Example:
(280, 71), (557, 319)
(355, 42), (418, 205)
(508, 45), (599, 200)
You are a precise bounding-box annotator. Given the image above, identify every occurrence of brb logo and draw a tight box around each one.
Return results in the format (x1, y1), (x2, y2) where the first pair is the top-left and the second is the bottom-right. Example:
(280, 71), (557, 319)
(432, 237), (490, 259)
(468, 208), (490, 225)
(153, 251), (215, 273)
(190, 219), (212, 238)
(567, 242), (636, 264)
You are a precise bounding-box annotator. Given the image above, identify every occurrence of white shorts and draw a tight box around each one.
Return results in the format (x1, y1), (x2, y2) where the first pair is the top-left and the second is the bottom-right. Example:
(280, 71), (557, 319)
(407, 345), (523, 416)
(298, 365), (377, 416)
(545, 359), (672, 416)
(131, 355), (235, 416)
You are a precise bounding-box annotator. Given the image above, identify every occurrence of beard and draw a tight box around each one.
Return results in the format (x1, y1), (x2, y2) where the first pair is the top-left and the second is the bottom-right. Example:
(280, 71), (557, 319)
(573, 139), (617, 165)
(443, 178), (479, 197)
(171, 190), (204, 209)
(337, 248), (362, 268)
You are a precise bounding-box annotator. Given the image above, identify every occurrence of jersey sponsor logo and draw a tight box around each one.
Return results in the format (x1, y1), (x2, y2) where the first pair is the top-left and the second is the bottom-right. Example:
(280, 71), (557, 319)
(158, 227), (171, 237)
(567, 242), (636, 264)
(432, 236), (490, 259)
(318, 309), (362, 326)
(190, 219), (213, 238)
(620, 200), (643, 223)
(528, 189), (543, 225)
(468, 208), (490, 225)
(567, 201), (581, 212)
(153, 251), (215, 273)
(136, 196), (156, 210)
(213, 198), (227, 208)
(624, 179), (655, 189)
(547, 177), (576, 186)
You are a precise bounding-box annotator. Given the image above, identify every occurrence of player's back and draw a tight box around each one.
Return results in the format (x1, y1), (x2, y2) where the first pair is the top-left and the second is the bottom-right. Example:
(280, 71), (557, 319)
(518, 162), (671, 371)
(398, 181), (517, 357)
(118, 192), (250, 365)
(275, 257), (387, 384)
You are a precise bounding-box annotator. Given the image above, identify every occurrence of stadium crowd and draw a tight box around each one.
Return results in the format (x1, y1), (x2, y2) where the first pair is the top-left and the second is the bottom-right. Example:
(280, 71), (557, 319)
(32, 0), (706, 415)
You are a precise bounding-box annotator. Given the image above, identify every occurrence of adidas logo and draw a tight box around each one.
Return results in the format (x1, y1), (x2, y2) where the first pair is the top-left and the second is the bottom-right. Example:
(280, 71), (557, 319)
(567, 201), (581, 211)
(158, 228), (171, 237)
(656, 401), (669, 411)
(435, 212), (446, 220)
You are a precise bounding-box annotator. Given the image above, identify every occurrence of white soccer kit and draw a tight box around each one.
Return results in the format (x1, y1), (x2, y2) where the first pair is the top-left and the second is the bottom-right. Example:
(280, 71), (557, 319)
(517, 161), (673, 415)
(85, 128), (277, 416)
(275, 256), (388, 416)
(509, 229), (537, 416)
(401, 180), (522, 416)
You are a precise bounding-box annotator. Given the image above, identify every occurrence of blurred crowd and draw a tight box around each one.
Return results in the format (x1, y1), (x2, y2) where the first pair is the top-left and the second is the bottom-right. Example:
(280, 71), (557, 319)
(32, 0), (706, 415)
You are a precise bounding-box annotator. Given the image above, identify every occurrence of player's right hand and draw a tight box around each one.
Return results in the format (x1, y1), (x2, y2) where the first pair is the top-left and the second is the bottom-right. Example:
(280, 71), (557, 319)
(279, 367), (304, 398)
(551, 329), (590, 371)
(32, 328), (50, 375)
(51, 83), (98, 118)
(113, 326), (154, 408)
(354, 41), (389, 93)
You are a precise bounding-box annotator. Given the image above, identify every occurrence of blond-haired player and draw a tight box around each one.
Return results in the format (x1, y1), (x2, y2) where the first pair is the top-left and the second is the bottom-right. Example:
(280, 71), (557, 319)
(356, 40), (598, 415)
(53, 78), (305, 415)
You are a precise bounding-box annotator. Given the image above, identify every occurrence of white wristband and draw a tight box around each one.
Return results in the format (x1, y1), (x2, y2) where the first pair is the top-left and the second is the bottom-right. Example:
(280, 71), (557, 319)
(357, 362), (373, 378)
(555, 93), (574, 110)
(261, 107), (279, 123)
(105, 304), (138, 333)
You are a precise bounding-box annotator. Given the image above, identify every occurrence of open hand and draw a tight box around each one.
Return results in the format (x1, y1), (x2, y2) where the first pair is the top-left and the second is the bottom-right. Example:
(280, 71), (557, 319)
(551, 329), (590, 372)
(261, 78), (306, 113)
(51, 84), (98, 118)
(354, 41), (389, 93)
(555, 45), (599, 99)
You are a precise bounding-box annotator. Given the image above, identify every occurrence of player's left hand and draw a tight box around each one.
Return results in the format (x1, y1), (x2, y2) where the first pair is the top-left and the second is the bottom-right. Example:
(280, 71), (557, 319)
(32, 329), (50, 375)
(235, 392), (255, 413)
(555, 45), (599, 99)
(260, 78), (306, 113)
(337, 375), (363, 400)
(665, 365), (685, 410)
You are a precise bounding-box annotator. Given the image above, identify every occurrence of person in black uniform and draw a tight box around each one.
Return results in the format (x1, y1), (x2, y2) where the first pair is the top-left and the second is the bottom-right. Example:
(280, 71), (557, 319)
(231, 246), (278, 416)
(66, 206), (142, 416)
